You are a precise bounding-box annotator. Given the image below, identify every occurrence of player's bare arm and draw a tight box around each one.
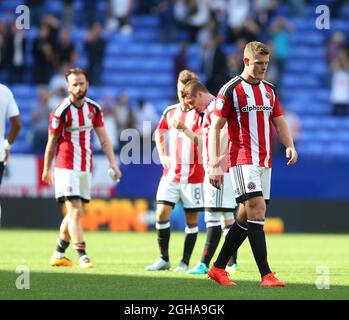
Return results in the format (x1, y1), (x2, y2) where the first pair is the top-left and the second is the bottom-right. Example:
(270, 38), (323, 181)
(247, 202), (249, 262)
(95, 126), (121, 179)
(208, 114), (227, 188)
(272, 115), (298, 166)
(42, 131), (60, 184)
(155, 127), (171, 169)
(4, 115), (22, 167)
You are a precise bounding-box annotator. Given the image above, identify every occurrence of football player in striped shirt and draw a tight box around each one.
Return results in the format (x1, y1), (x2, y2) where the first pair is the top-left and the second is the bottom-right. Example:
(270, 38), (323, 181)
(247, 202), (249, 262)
(207, 41), (298, 287)
(181, 80), (239, 275)
(42, 68), (121, 268)
(145, 70), (205, 272)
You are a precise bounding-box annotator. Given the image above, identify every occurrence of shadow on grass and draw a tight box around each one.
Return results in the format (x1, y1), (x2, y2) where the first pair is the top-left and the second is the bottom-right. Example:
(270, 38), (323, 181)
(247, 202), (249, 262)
(0, 270), (348, 300)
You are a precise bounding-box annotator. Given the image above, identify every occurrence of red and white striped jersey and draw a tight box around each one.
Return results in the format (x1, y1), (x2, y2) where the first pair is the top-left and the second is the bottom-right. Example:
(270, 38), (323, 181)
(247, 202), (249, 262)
(157, 103), (205, 184)
(214, 76), (283, 168)
(202, 98), (229, 173)
(49, 97), (104, 172)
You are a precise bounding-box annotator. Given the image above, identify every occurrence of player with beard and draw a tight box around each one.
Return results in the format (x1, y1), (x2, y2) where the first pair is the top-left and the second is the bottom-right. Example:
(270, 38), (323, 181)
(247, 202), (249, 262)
(42, 68), (121, 268)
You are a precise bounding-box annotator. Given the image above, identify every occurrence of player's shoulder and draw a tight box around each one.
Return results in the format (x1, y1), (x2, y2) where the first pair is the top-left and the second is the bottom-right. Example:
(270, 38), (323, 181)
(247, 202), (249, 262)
(85, 97), (102, 110)
(53, 97), (71, 116)
(262, 80), (278, 95)
(162, 102), (180, 116)
(0, 83), (14, 97)
(218, 76), (242, 95)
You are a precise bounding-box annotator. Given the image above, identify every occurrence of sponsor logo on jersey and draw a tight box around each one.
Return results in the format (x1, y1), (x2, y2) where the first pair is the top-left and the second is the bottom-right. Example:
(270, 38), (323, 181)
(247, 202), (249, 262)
(241, 105), (273, 112)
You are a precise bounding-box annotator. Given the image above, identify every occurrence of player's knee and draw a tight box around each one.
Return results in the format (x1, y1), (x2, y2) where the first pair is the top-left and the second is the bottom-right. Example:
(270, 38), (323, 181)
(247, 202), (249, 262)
(185, 213), (198, 225)
(69, 207), (83, 220)
(246, 198), (266, 220)
(156, 206), (171, 221)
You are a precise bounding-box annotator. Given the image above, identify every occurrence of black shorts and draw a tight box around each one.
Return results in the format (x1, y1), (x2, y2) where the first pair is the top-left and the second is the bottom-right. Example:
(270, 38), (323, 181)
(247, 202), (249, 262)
(0, 162), (4, 186)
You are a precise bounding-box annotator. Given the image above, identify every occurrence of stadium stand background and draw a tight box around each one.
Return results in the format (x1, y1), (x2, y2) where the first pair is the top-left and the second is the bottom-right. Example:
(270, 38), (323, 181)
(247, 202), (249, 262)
(0, 0), (349, 232)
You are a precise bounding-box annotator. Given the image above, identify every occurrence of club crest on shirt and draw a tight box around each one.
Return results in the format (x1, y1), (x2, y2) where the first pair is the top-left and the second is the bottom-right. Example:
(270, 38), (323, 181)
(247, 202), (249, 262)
(51, 117), (60, 129)
(265, 92), (272, 100)
(88, 112), (94, 119)
(66, 186), (73, 193)
(215, 98), (225, 110)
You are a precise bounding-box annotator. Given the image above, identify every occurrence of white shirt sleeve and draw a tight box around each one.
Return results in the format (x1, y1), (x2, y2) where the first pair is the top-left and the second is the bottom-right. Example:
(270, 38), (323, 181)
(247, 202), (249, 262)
(6, 88), (20, 119)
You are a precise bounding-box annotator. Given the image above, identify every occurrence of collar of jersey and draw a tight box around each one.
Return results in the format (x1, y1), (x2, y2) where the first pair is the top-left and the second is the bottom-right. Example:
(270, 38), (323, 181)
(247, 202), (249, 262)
(69, 99), (85, 108)
(238, 75), (260, 86)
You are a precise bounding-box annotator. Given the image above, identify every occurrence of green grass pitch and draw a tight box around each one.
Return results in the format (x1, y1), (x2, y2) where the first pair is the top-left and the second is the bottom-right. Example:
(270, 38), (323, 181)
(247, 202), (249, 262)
(0, 230), (348, 300)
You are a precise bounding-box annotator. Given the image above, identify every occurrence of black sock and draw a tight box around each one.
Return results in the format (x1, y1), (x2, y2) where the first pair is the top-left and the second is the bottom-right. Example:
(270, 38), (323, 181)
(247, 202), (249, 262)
(214, 222), (247, 269)
(227, 249), (238, 266)
(182, 224), (198, 266)
(156, 220), (170, 262)
(74, 242), (87, 258)
(247, 221), (272, 277)
(56, 238), (69, 253)
(201, 225), (221, 266)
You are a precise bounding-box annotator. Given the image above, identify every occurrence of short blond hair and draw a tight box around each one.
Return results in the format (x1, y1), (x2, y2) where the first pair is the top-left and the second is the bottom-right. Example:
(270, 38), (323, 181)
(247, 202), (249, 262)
(182, 80), (208, 100)
(244, 41), (270, 59)
(177, 69), (199, 85)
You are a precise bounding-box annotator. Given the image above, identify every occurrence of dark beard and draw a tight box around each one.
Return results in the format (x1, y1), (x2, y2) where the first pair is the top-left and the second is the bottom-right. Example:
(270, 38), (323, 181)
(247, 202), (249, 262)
(74, 89), (87, 100)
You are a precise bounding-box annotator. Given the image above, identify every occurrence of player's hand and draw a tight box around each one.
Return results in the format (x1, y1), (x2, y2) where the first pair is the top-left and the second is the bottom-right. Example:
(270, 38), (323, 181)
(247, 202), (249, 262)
(3, 150), (10, 167)
(286, 147), (298, 166)
(172, 119), (186, 130)
(160, 155), (171, 169)
(110, 164), (122, 180)
(41, 169), (53, 185)
(209, 173), (224, 189)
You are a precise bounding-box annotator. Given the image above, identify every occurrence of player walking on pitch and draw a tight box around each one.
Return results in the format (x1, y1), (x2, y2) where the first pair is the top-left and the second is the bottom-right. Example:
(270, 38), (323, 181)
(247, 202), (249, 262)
(207, 41), (298, 286)
(42, 68), (121, 268)
(181, 80), (239, 275)
(145, 70), (205, 272)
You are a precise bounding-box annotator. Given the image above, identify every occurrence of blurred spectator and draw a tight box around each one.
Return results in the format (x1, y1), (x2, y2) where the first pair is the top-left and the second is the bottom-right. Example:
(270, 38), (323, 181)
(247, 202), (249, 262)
(6, 22), (27, 84)
(269, 16), (293, 81)
(152, 0), (178, 43)
(185, 0), (210, 43)
(330, 48), (349, 116)
(253, 0), (277, 40)
(32, 24), (56, 84)
(113, 93), (135, 152)
(226, 0), (250, 30)
(62, 0), (74, 29)
(48, 64), (70, 104)
(202, 32), (230, 94)
(107, 0), (133, 35)
(25, 0), (44, 27)
(30, 86), (52, 154)
(41, 15), (61, 47)
(134, 98), (159, 138)
(197, 18), (218, 48)
(226, 18), (260, 44)
(326, 32), (346, 66)
(85, 23), (106, 86)
(93, 94), (119, 153)
(173, 42), (188, 85)
(55, 29), (77, 68)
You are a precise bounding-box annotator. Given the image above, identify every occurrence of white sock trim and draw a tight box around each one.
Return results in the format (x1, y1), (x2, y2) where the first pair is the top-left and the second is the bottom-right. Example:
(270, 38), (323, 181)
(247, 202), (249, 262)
(185, 226), (199, 234)
(206, 221), (221, 228)
(156, 221), (170, 230)
(236, 221), (248, 230)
